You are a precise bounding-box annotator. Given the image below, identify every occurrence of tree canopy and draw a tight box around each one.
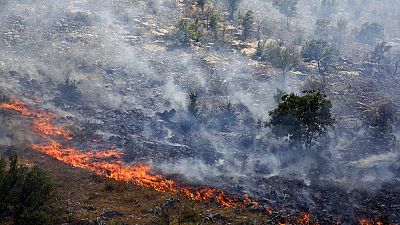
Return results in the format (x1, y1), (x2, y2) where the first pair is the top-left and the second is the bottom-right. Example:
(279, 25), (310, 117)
(272, 0), (299, 27)
(187, 92), (199, 118)
(302, 39), (336, 73)
(267, 90), (335, 149)
(270, 47), (299, 75)
(227, 0), (241, 21)
(356, 22), (384, 44)
(240, 10), (254, 41)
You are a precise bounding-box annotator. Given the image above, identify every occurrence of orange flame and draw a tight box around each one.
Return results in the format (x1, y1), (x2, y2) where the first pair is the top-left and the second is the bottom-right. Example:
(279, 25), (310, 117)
(0, 98), (257, 208)
(30, 141), (254, 207)
(358, 219), (374, 225)
(1, 98), (380, 223)
(0, 98), (71, 140)
(358, 218), (393, 225)
(297, 212), (311, 224)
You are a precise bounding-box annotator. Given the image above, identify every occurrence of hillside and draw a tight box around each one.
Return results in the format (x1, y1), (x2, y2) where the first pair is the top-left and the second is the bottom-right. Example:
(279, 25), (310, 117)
(1, 145), (266, 225)
(1, 0), (400, 224)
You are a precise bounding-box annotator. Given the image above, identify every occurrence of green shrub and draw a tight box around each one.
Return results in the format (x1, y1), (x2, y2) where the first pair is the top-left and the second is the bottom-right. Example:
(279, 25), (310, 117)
(0, 155), (57, 225)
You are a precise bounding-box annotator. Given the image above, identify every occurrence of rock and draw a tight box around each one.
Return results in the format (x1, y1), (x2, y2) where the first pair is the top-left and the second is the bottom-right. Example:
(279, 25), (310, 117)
(101, 210), (125, 220)
(86, 205), (97, 211)
(241, 47), (256, 57)
(155, 109), (176, 121)
(8, 70), (18, 77)
(95, 217), (106, 225)
(78, 219), (95, 225)
(207, 213), (228, 223)
(88, 193), (99, 200)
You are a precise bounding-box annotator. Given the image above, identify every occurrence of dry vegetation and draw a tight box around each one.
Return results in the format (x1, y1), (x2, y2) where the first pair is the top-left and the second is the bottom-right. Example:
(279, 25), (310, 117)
(1, 146), (270, 225)
(0, 111), (268, 225)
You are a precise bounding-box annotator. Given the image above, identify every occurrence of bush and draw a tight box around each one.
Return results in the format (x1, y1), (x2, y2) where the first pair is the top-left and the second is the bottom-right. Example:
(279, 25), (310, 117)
(364, 102), (397, 132)
(270, 47), (299, 75)
(240, 10), (254, 41)
(152, 198), (201, 225)
(256, 43), (299, 74)
(58, 78), (81, 103)
(173, 18), (204, 45)
(356, 22), (384, 45)
(302, 39), (335, 72)
(0, 155), (57, 225)
(187, 92), (199, 118)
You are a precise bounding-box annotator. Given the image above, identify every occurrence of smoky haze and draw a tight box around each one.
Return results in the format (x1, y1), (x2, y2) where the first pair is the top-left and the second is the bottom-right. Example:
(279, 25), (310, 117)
(0, 0), (399, 211)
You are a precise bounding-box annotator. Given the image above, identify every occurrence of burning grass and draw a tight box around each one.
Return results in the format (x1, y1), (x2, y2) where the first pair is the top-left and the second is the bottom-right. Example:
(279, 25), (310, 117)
(1, 98), (260, 208)
(0, 98), (72, 140)
(1, 98), (393, 224)
(29, 141), (258, 208)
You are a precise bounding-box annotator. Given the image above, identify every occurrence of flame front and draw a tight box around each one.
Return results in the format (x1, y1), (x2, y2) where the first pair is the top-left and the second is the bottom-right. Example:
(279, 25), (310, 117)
(29, 140), (251, 207)
(0, 99), (71, 140)
(0, 98), (255, 208)
(358, 218), (394, 225)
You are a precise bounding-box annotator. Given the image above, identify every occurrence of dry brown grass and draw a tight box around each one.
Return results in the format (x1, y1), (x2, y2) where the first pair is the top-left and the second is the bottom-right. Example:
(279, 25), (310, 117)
(0, 146), (269, 225)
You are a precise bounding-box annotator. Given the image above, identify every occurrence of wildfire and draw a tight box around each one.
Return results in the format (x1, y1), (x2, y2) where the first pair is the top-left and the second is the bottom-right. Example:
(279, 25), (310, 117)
(30, 141), (253, 207)
(0, 98), (257, 208)
(297, 212), (311, 224)
(358, 219), (374, 225)
(0, 98), (71, 140)
(0, 98), (383, 224)
(358, 218), (395, 225)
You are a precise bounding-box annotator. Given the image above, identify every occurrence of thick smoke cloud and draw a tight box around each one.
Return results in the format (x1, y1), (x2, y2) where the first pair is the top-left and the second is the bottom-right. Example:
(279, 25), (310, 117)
(0, 0), (399, 200)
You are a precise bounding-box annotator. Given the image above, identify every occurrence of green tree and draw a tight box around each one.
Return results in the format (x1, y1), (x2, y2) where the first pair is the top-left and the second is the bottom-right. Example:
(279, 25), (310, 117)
(370, 41), (391, 74)
(208, 9), (220, 39)
(0, 155), (24, 216)
(254, 40), (267, 60)
(320, 0), (337, 18)
(270, 47), (299, 75)
(190, 17), (203, 42)
(174, 18), (204, 45)
(0, 155), (57, 225)
(196, 0), (206, 12)
(241, 10), (254, 41)
(187, 92), (199, 118)
(14, 167), (55, 225)
(175, 19), (192, 45)
(227, 0), (241, 21)
(272, 0), (299, 27)
(364, 102), (397, 134)
(314, 19), (331, 40)
(267, 91), (334, 149)
(302, 39), (336, 73)
(356, 22), (384, 45)
(332, 18), (347, 49)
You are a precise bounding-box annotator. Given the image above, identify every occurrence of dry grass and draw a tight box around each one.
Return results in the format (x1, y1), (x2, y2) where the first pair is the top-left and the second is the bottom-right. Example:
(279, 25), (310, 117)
(0, 146), (269, 225)
(0, 114), (269, 224)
